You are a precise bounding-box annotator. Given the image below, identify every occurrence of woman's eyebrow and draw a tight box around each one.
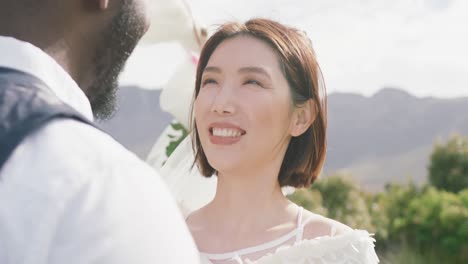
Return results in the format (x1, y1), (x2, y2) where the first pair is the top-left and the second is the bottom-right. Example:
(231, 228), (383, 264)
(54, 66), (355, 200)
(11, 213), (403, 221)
(203, 66), (222, 73)
(238, 66), (271, 79)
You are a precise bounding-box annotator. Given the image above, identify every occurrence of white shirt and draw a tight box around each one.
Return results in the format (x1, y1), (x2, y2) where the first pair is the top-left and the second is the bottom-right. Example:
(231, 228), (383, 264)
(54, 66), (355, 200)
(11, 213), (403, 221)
(0, 36), (200, 264)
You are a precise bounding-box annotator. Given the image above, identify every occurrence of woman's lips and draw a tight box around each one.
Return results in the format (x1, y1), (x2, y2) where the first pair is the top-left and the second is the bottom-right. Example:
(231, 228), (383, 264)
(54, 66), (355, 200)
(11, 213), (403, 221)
(208, 122), (246, 145)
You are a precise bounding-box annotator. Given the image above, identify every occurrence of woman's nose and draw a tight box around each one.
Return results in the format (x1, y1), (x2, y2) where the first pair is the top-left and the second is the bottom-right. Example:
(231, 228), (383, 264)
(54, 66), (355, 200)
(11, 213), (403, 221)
(210, 84), (236, 115)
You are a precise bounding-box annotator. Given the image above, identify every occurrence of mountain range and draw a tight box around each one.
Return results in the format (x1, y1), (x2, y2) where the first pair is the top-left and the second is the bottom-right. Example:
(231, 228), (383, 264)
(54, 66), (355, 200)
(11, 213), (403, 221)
(99, 86), (468, 191)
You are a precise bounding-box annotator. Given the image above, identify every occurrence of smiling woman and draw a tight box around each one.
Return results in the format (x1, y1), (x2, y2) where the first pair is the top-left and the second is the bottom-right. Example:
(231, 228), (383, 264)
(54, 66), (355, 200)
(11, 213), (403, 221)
(192, 21), (327, 188)
(182, 18), (379, 264)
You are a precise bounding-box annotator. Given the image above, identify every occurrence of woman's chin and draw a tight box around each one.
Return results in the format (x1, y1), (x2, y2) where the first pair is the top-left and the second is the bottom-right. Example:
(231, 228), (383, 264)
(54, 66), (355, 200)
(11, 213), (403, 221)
(209, 160), (243, 176)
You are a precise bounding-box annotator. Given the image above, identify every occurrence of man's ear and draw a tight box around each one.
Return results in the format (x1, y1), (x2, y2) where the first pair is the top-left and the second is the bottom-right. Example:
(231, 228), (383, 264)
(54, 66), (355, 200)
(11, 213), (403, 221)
(98, 0), (109, 9)
(290, 99), (317, 137)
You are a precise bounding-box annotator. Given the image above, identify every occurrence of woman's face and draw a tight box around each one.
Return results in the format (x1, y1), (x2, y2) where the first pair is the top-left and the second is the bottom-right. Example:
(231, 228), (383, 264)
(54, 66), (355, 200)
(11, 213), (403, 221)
(194, 35), (296, 175)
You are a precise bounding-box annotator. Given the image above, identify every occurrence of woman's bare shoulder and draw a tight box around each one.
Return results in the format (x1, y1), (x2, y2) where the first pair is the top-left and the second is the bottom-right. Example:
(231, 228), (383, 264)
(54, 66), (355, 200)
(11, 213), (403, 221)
(300, 209), (353, 239)
(185, 206), (210, 234)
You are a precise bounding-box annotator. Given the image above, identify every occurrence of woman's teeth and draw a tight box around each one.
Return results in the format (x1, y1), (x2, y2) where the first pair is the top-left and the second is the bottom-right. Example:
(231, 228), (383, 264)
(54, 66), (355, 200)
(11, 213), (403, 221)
(212, 128), (243, 137)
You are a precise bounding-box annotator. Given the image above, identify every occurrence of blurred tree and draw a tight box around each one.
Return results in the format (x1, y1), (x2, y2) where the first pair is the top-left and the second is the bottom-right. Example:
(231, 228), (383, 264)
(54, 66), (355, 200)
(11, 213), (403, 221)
(401, 187), (468, 262)
(429, 135), (468, 193)
(289, 175), (375, 232)
(287, 188), (327, 216)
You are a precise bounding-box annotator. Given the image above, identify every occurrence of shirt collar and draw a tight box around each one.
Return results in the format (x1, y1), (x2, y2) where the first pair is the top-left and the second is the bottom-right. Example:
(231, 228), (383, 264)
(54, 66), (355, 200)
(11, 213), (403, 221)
(0, 36), (94, 121)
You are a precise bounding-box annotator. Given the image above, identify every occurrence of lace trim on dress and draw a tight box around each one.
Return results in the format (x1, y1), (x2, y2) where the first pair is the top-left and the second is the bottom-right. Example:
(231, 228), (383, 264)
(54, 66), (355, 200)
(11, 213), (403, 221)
(199, 207), (379, 264)
(246, 230), (379, 264)
(201, 228), (299, 261)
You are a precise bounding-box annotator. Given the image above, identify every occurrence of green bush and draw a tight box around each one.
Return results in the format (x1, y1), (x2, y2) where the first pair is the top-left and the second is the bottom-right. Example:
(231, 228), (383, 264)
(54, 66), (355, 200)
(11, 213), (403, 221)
(379, 242), (443, 264)
(429, 135), (468, 193)
(287, 188), (327, 216)
(375, 184), (467, 263)
(289, 175), (375, 232)
(398, 187), (468, 262)
(372, 182), (423, 243)
(290, 176), (468, 263)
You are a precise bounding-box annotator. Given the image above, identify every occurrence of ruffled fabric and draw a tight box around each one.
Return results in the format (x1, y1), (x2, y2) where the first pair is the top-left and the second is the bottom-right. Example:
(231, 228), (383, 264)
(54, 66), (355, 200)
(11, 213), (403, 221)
(244, 230), (379, 264)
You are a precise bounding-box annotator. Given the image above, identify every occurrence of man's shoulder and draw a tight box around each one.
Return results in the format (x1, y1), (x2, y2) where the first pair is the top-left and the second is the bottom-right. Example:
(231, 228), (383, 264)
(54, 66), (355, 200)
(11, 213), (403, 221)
(3, 117), (159, 192)
(37, 118), (140, 163)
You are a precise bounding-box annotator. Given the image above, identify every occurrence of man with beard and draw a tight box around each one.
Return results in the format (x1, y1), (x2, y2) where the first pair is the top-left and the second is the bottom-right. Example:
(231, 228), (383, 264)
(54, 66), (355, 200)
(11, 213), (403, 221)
(0, 0), (199, 263)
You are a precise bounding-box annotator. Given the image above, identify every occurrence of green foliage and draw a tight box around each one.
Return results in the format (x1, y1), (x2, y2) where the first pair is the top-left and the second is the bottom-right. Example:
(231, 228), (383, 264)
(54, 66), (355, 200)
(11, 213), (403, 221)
(312, 176), (375, 231)
(460, 189), (468, 208)
(373, 183), (468, 263)
(289, 176), (468, 263)
(373, 182), (423, 243)
(288, 189), (327, 216)
(396, 187), (468, 262)
(429, 135), (468, 193)
(289, 175), (375, 232)
(165, 122), (189, 157)
(288, 136), (468, 262)
(379, 243), (444, 264)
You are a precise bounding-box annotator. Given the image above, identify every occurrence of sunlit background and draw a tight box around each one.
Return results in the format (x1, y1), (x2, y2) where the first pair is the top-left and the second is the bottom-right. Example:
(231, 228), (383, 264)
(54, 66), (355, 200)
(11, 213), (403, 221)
(121, 0), (468, 98)
(110, 0), (468, 189)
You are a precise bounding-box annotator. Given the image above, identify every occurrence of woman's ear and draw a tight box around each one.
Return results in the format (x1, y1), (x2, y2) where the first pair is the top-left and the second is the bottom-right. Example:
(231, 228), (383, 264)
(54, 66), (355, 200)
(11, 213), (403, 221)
(290, 99), (317, 137)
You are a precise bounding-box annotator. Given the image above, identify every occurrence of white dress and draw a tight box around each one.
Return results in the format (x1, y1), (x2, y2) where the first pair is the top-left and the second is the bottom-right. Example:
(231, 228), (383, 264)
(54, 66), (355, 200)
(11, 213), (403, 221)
(198, 208), (379, 264)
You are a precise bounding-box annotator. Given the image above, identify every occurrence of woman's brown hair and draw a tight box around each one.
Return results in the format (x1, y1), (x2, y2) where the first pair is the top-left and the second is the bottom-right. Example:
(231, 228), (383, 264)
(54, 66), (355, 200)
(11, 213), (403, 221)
(190, 18), (327, 188)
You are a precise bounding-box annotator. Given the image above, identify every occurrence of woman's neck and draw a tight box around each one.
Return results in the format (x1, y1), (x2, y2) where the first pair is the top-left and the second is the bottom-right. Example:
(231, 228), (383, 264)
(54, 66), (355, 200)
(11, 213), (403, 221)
(188, 166), (300, 253)
(205, 168), (294, 233)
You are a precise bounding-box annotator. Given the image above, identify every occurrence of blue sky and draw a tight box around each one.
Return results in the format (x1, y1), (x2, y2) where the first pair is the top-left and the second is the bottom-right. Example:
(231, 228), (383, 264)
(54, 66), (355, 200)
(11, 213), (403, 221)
(120, 0), (468, 98)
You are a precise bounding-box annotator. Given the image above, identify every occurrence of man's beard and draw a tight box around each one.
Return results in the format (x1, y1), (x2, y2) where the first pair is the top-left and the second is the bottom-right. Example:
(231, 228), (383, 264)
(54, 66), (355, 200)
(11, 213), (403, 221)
(88, 1), (146, 121)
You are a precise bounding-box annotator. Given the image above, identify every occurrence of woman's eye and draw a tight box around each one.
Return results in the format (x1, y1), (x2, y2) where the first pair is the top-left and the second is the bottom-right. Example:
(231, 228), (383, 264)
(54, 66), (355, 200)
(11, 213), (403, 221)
(244, 79), (262, 87)
(202, 78), (217, 86)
